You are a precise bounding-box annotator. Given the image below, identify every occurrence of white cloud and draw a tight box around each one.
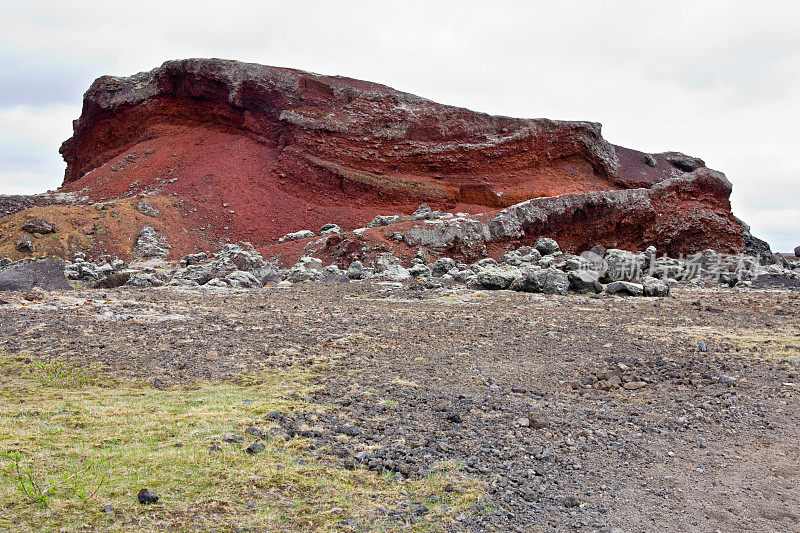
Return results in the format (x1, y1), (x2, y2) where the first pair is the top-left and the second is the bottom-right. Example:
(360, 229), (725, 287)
(0, 0), (797, 250)
(0, 105), (77, 192)
(0, 171), (63, 195)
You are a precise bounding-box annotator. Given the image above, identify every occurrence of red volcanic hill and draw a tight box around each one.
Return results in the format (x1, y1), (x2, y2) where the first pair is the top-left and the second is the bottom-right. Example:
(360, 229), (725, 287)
(2, 58), (752, 263)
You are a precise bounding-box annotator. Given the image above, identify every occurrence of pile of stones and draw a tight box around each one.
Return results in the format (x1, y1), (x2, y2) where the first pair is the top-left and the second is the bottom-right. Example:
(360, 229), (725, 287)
(3, 234), (798, 296)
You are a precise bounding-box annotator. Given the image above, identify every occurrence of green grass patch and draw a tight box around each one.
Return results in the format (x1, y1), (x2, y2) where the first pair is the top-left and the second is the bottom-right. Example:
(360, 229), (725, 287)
(0, 356), (484, 531)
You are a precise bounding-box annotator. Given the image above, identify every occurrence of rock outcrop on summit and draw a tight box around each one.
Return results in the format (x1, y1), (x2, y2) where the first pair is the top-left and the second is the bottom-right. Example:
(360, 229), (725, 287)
(1, 58), (749, 262)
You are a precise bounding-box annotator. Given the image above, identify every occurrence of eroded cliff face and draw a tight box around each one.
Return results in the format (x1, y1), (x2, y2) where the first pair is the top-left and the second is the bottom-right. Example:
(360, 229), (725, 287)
(400, 168), (743, 259)
(32, 58), (746, 261)
(60, 59), (624, 201)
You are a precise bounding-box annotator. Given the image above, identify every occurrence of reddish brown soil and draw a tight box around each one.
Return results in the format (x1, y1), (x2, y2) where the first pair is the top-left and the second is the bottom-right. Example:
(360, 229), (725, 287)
(56, 59), (638, 248)
(0, 197), (208, 262)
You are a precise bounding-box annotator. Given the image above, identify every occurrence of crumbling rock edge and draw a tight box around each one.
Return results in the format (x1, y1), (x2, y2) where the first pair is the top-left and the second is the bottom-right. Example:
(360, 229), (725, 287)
(404, 168), (743, 257)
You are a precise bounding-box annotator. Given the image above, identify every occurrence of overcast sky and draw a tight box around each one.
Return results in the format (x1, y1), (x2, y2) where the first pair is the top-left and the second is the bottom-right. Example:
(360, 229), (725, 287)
(0, 1), (797, 250)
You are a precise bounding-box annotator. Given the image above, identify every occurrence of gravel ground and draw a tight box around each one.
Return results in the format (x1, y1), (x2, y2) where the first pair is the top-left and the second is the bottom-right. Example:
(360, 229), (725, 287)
(1, 283), (799, 532)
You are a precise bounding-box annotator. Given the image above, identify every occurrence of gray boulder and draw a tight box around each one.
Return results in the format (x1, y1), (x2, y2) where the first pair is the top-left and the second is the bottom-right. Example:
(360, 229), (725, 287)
(603, 249), (644, 282)
(509, 267), (567, 294)
(126, 272), (165, 288)
(321, 265), (349, 283)
(224, 270), (261, 288)
(413, 204), (433, 220)
(500, 248), (541, 266)
(509, 267), (543, 292)
(366, 215), (400, 228)
(16, 235), (35, 253)
(286, 257), (323, 282)
(648, 256), (684, 280)
(215, 244), (262, 271)
(173, 265), (214, 285)
(278, 229), (314, 243)
(251, 264), (282, 284)
(606, 280), (644, 296)
(534, 237), (560, 256)
(475, 265), (520, 290)
(795, 246), (800, 258)
(540, 268), (569, 295)
(179, 252), (208, 266)
(568, 270), (603, 294)
(642, 276), (670, 297)
(475, 258), (498, 269)
(382, 264), (411, 282)
(136, 200), (159, 217)
(663, 151), (705, 172)
(320, 224), (342, 236)
(72, 261), (100, 281)
(452, 268), (474, 284)
(772, 252), (791, 269)
(346, 261), (364, 280)
(563, 255), (593, 272)
(412, 204), (444, 220)
(411, 249), (428, 265)
(0, 257), (71, 291)
(22, 218), (55, 234)
(167, 278), (200, 287)
(409, 263), (431, 278)
(211, 243), (279, 283)
(431, 257), (456, 277)
(134, 227), (171, 258)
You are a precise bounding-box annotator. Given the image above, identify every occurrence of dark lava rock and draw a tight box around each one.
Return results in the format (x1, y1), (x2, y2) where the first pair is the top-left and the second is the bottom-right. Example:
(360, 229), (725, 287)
(245, 442), (265, 455)
(752, 274), (800, 290)
(412, 504), (429, 516)
(606, 280), (644, 297)
(16, 235), (34, 253)
(568, 270), (603, 294)
(0, 257), (70, 291)
(22, 218), (55, 234)
(446, 412), (462, 423)
(93, 272), (131, 289)
(664, 152), (705, 172)
(137, 488), (159, 504)
(795, 245), (800, 258)
(534, 237), (560, 256)
(334, 425), (360, 437)
(245, 426), (268, 440)
(562, 495), (580, 508)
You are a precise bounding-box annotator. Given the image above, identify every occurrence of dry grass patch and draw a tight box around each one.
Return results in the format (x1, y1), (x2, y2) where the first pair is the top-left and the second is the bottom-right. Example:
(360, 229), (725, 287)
(655, 325), (800, 360)
(0, 355), (484, 531)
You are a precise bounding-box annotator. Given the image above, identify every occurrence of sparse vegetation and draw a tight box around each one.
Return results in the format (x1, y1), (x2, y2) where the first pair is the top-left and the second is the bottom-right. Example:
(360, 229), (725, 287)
(0, 356), (485, 531)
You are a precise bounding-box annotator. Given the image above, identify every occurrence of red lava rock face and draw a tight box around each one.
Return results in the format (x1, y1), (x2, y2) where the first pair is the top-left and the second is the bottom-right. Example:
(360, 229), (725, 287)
(56, 58), (745, 261)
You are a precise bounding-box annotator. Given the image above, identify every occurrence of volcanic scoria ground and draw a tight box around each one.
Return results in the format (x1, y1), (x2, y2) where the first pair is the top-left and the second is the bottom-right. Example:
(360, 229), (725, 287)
(1, 282), (799, 532)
